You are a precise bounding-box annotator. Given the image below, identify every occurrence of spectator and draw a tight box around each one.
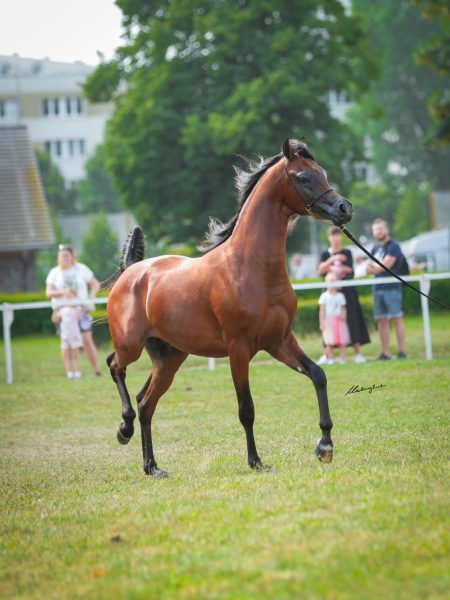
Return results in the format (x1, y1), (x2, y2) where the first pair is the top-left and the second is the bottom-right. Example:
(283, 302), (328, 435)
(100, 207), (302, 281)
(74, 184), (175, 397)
(318, 273), (350, 364)
(46, 245), (102, 375)
(367, 219), (407, 360)
(318, 226), (370, 364)
(290, 254), (311, 279)
(51, 291), (83, 379)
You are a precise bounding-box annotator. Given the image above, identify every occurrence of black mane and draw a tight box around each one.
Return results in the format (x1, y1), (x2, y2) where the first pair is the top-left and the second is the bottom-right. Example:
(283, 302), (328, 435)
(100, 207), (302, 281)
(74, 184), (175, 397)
(198, 140), (314, 253)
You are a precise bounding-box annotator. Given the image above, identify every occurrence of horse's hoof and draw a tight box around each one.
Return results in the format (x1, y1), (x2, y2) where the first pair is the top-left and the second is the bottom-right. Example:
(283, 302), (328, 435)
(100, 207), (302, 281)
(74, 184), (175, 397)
(116, 428), (133, 445)
(149, 466), (169, 479)
(249, 458), (272, 471)
(315, 440), (333, 463)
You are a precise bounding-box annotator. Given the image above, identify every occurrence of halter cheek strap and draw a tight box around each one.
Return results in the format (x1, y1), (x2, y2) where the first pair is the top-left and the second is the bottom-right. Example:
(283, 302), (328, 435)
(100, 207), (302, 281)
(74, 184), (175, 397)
(284, 162), (333, 215)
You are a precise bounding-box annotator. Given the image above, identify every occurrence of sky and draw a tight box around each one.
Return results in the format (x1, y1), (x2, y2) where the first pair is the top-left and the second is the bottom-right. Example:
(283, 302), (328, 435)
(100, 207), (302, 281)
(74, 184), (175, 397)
(0, 0), (123, 65)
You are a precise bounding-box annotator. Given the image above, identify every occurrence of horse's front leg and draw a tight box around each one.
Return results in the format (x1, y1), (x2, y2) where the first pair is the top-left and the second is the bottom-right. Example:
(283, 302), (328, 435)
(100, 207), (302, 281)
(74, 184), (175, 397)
(228, 339), (269, 470)
(269, 332), (333, 463)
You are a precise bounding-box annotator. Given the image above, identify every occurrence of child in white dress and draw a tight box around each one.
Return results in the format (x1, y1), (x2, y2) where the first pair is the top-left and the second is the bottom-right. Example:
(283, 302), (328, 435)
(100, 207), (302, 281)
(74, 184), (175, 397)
(318, 273), (350, 364)
(52, 291), (83, 379)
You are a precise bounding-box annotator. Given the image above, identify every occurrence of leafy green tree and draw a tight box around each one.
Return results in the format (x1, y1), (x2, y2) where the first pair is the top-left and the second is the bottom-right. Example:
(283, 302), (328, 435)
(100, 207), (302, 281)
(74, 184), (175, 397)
(394, 185), (431, 239)
(76, 145), (122, 213)
(346, 180), (430, 242)
(351, 0), (450, 188)
(37, 207), (73, 288)
(413, 0), (450, 147)
(79, 212), (120, 283)
(347, 181), (398, 239)
(34, 148), (78, 214)
(85, 0), (378, 245)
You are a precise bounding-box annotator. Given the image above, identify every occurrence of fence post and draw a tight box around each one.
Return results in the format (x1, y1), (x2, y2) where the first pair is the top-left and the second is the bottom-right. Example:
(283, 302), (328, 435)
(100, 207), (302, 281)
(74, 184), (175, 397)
(419, 275), (432, 360)
(208, 357), (216, 370)
(2, 304), (14, 384)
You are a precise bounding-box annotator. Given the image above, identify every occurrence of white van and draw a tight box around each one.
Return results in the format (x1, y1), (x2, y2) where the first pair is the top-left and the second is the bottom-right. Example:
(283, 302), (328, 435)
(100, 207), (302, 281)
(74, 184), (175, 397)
(402, 228), (450, 272)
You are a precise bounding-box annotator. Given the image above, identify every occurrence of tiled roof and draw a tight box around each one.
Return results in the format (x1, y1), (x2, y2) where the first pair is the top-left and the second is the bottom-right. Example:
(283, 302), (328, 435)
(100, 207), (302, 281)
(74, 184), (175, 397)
(0, 125), (54, 251)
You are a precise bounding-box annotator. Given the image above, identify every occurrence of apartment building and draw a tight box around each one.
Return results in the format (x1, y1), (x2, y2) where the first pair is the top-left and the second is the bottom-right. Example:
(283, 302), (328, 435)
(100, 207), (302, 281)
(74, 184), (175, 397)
(0, 54), (113, 183)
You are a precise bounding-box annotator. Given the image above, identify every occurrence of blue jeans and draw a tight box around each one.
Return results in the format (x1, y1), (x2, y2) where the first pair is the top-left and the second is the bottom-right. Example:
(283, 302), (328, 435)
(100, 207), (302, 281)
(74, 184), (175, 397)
(373, 288), (403, 320)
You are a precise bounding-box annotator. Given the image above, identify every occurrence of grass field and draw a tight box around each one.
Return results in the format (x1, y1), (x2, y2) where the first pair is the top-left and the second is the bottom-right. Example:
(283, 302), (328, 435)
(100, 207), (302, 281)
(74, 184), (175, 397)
(1, 315), (449, 599)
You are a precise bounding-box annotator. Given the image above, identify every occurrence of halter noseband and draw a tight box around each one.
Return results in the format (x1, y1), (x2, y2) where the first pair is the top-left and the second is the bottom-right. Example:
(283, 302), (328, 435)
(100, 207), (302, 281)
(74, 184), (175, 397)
(284, 161), (333, 216)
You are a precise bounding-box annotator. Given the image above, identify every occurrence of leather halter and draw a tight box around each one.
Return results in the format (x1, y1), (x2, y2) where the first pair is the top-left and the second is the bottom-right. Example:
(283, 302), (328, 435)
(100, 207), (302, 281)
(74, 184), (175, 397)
(284, 161), (333, 216)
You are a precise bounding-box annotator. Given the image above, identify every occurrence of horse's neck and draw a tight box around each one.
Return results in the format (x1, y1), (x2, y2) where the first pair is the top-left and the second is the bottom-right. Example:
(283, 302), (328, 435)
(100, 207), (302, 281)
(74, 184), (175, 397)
(228, 164), (291, 274)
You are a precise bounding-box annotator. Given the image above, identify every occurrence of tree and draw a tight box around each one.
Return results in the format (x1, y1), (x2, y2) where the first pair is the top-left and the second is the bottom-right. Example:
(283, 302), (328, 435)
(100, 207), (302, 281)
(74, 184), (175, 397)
(394, 185), (431, 239)
(85, 0), (378, 246)
(346, 180), (430, 242)
(351, 0), (450, 189)
(79, 213), (120, 283)
(413, 0), (450, 147)
(35, 148), (78, 214)
(76, 145), (122, 213)
(347, 181), (397, 239)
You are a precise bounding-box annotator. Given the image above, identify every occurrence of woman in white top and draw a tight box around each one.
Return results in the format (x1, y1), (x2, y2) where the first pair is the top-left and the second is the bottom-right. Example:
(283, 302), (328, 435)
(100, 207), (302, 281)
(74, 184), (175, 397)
(45, 245), (101, 375)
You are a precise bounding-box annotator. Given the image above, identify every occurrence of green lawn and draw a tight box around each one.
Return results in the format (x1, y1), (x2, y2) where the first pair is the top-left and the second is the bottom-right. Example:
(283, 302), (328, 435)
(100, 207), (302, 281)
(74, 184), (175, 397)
(0, 315), (449, 599)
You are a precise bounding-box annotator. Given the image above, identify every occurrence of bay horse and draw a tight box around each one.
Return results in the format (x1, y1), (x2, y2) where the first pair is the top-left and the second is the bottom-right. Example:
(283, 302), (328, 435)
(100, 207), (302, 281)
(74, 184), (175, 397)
(106, 138), (353, 477)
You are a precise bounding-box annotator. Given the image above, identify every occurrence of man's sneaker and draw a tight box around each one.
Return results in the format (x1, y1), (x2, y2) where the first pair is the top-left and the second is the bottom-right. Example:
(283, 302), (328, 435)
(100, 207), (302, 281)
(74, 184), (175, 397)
(354, 354), (367, 364)
(397, 351), (407, 359)
(317, 355), (328, 365)
(338, 358), (347, 365)
(327, 358), (335, 365)
(377, 352), (391, 360)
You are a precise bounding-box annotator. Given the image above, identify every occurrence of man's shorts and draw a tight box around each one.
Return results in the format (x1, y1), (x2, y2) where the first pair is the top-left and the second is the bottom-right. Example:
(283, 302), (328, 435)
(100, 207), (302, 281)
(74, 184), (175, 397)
(373, 287), (403, 320)
(79, 311), (93, 332)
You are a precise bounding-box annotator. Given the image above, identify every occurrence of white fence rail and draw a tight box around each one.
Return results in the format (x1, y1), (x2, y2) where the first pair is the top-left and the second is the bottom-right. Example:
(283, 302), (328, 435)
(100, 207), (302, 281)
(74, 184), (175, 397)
(1, 273), (449, 384)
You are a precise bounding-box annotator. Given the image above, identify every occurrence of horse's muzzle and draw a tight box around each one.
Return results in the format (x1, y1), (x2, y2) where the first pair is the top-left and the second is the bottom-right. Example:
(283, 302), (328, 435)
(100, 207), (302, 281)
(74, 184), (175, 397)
(330, 196), (352, 226)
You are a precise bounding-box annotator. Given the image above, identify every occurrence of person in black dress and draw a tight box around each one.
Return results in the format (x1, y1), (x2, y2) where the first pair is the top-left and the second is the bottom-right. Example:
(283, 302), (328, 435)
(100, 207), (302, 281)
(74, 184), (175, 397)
(318, 226), (370, 363)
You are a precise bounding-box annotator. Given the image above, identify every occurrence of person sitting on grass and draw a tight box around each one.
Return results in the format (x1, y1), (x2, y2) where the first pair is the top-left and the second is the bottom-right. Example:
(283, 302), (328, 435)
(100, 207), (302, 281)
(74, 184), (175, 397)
(52, 291), (83, 379)
(318, 273), (351, 365)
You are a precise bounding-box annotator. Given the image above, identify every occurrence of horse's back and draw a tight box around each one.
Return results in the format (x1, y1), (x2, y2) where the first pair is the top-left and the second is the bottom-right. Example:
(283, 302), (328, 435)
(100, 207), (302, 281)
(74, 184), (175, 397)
(108, 254), (228, 357)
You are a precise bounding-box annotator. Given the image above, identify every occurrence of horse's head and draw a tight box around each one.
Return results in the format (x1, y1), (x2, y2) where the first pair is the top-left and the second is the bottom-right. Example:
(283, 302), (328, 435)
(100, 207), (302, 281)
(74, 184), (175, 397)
(282, 138), (352, 226)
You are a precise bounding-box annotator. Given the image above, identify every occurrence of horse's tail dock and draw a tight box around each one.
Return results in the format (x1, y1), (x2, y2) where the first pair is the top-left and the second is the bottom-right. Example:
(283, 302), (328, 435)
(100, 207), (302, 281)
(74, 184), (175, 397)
(120, 226), (145, 273)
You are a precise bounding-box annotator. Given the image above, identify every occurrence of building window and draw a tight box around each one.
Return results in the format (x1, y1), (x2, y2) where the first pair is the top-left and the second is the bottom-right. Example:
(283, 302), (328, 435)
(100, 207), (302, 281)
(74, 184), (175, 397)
(42, 98), (61, 117)
(44, 139), (86, 159)
(62, 97), (84, 116)
(0, 99), (19, 121)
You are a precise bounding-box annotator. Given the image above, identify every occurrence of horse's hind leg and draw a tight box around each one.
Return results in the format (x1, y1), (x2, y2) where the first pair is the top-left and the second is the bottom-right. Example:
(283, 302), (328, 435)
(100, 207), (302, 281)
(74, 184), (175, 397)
(107, 351), (137, 445)
(138, 339), (188, 478)
(269, 332), (333, 463)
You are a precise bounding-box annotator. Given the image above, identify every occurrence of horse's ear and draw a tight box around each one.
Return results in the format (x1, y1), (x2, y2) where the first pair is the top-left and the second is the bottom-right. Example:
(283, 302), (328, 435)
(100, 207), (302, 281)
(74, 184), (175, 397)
(282, 138), (293, 160)
(300, 136), (306, 144)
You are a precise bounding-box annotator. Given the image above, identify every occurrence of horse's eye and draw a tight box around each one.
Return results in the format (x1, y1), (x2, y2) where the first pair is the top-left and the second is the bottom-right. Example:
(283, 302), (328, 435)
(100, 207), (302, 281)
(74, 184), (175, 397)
(297, 174), (309, 184)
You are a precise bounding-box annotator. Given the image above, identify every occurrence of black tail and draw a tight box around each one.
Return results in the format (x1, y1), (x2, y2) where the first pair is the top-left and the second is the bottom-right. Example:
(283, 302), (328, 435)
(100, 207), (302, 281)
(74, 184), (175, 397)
(120, 226), (145, 273)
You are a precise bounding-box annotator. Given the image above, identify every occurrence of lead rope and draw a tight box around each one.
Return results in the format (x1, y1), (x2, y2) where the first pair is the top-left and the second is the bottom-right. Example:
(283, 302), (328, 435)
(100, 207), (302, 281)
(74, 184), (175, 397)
(340, 226), (450, 310)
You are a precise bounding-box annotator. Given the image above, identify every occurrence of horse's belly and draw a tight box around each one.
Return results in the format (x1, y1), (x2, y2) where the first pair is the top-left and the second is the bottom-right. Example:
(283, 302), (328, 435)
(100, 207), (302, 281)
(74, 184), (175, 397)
(148, 293), (228, 357)
(258, 305), (295, 350)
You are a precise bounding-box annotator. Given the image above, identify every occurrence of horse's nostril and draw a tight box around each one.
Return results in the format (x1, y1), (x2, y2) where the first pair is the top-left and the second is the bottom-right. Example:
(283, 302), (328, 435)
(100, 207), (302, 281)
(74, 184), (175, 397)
(339, 202), (346, 214)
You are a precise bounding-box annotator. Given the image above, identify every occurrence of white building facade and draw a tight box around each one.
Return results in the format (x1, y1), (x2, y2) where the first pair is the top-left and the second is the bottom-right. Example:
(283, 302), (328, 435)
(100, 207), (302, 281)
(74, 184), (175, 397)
(0, 54), (113, 183)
